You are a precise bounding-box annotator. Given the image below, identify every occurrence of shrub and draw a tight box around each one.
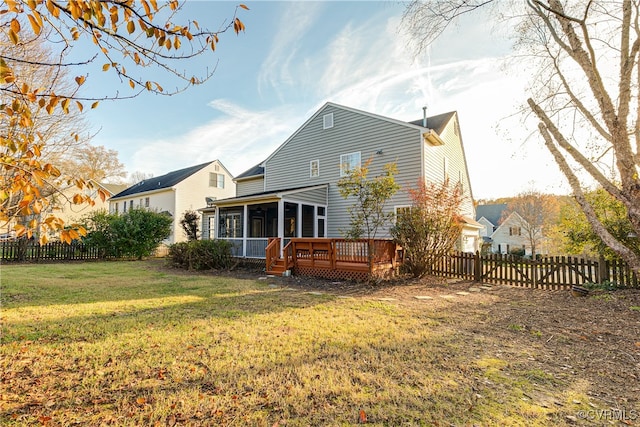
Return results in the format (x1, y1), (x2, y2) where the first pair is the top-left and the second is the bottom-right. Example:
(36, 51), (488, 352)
(168, 239), (233, 270)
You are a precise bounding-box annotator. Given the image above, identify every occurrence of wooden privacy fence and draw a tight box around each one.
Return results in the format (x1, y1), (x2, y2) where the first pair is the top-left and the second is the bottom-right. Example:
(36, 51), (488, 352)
(431, 251), (639, 289)
(0, 240), (102, 262)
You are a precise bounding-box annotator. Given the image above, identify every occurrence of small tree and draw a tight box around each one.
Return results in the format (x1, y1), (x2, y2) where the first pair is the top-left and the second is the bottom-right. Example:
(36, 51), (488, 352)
(83, 208), (172, 260)
(338, 160), (399, 271)
(109, 208), (172, 260)
(560, 188), (639, 261)
(392, 179), (464, 278)
(180, 210), (200, 241)
(82, 209), (116, 259)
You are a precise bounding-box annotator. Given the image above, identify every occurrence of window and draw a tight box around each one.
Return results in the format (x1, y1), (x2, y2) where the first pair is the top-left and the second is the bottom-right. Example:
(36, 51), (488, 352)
(310, 160), (319, 177)
(218, 209), (242, 238)
(509, 226), (522, 236)
(115, 203), (118, 214)
(209, 172), (224, 188)
(145, 197), (150, 207)
(394, 206), (412, 223)
(340, 151), (361, 177)
(129, 200), (133, 210)
(323, 113), (334, 129)
(123, 201), (127, 213)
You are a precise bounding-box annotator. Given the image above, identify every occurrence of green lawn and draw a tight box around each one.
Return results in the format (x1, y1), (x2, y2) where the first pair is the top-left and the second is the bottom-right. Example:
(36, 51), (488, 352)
(0, 261), (629, 426)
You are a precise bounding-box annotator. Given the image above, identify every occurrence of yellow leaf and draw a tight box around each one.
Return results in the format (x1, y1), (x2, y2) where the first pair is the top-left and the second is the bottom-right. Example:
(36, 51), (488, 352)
(164, 38), (171, 49)
(173, 36), (181, 50)
(102, 63), (110, 72)
(141, 0), (151, 18)
(75, 75), (86, 86)
(129, 79), (135, 89)
(91, 101), (99, 109)
(127, 20), (135, 34)
(76, 101), (83, 112)
(145, 81), (152, 91)
(27, 14), (42, 35)
(8, 29), (19, 45)
(136, 397), (147, 405)
(10, 18), (21, 34)
(150, 0), (158, 11)
(239, 4), (249, 10)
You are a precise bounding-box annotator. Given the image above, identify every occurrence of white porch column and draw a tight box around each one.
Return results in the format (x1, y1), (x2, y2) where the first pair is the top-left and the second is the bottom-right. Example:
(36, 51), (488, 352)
(242, 204), (248, 257)
(277, 199), (284, 257)
(296, 202), (302, 238)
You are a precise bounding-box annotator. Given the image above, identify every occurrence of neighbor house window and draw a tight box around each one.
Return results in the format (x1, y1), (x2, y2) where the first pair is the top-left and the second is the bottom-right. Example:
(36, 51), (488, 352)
(209, 172), (224, 188)
(394, 206), (412, 223)
(323, 113), (334, 129)
(123, 201), (127, 213)
(509, 226), (522, 236)
(145, 197), (150, 207)
(340, 151), (361, 177)
(310, 160), (320, 177)
(129, 200), (133, 210)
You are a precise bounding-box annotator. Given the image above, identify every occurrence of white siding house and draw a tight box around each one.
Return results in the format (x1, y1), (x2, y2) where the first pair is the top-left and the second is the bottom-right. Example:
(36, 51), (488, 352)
(476, 204), (547, 256)
(109, 160), (235, 244)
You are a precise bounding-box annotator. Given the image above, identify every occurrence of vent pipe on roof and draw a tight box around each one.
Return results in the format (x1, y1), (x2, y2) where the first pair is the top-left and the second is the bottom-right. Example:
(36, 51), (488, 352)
(422, 106), (427, 128)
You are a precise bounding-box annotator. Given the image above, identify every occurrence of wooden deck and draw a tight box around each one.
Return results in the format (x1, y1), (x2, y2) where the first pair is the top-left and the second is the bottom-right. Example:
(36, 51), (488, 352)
(266, 238), (403, 281)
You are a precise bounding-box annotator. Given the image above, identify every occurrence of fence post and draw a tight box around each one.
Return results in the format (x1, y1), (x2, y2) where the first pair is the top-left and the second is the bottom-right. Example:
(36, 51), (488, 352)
(598, 255), (609, 284)
(474, 251), (482, 283)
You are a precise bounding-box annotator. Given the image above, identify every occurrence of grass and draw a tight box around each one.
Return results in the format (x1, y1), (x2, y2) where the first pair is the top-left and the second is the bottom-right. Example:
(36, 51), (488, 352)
(0, 261), (605, 426)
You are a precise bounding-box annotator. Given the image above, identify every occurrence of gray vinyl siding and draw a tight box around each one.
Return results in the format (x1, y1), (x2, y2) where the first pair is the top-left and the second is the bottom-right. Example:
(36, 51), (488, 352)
(264, 104), (424, 239)
(423, 114), (475, 218)
(284, 186), (328, 205)
(236, 177), (264, 197)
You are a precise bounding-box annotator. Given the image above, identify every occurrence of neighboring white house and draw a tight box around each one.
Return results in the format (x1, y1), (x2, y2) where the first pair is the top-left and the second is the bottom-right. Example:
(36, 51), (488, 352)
(200, 102), (482, 258)
(109, 160), (235, 244)
(477, 203), (546, 256)
(1, 181), (128, 240)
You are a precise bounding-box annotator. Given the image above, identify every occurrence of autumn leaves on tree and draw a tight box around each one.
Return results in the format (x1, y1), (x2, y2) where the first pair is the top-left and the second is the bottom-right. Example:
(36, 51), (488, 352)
(0, 0), (247, 243)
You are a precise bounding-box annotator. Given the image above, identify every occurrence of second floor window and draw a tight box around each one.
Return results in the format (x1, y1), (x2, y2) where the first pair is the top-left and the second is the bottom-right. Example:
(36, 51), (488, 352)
(340, 151), (361, 177)
(210, 172), (224, 188)
(509, 226), (522, 236)
(310, 160), (319, 177)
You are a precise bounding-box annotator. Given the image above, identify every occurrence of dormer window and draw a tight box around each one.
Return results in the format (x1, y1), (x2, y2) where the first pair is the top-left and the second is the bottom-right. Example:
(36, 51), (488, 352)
(323, 113), (334, 129)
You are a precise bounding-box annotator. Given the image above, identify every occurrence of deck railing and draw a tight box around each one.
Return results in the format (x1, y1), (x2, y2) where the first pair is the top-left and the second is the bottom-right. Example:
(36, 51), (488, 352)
(271, 238), (402, 280)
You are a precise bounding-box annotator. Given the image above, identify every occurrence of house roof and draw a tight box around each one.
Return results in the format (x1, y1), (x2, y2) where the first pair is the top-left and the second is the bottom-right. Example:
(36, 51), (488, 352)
(235, 163), (264, 180)
(111, 161), (214, 199)
(476, 203), (507, 226)
(408, 111), (457, 135)
(200, 184), (329, 211)
(99, 183), (128, 196)
(263, 102), (457, 166)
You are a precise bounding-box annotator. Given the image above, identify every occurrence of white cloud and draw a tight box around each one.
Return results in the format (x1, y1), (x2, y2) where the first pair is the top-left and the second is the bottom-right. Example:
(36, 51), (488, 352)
(129, 100), (302, 177)
(257, 2), (324, 100)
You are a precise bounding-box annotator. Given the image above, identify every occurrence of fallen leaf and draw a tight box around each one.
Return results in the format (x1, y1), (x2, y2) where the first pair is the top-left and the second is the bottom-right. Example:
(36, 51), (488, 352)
(136, 397), (147, 405)
(359, 409), (367, 423)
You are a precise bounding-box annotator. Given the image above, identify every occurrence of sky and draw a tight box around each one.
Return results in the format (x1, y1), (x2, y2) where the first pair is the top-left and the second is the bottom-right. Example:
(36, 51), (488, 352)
(76, 0), (570, 200)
